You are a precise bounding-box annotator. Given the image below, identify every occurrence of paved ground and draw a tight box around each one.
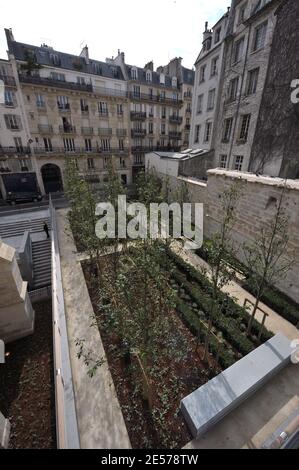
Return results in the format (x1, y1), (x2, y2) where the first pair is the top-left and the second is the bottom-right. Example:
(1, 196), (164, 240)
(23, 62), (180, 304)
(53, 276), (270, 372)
(171, 241), (299, 449)
(56, 208), (131, 449)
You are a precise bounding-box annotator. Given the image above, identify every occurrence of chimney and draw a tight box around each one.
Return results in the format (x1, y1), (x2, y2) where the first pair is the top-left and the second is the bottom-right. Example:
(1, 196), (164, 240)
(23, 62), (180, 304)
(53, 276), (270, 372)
(80, 45), (89, 64)
(144, 61), (154, 71)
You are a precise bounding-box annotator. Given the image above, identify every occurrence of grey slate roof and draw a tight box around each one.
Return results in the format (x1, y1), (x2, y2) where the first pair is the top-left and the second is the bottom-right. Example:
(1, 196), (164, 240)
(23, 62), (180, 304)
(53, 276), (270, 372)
(126, 64), (176, 88)
(182, 66), (195, 85)
(6, 37), (125, 81)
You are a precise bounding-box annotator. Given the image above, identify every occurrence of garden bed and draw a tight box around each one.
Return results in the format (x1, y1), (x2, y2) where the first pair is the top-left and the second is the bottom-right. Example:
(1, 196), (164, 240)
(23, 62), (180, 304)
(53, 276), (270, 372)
(0, 301), (56, 449)
(81, 245), (273, 449)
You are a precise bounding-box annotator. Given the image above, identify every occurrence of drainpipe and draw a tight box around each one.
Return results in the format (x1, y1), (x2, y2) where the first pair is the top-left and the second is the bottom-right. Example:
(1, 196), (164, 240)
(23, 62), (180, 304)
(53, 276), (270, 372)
(227, 23), (252, 170)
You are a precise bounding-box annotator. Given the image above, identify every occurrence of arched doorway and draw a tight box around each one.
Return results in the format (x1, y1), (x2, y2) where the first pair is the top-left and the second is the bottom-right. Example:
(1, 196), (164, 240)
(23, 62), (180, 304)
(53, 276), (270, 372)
(41, 164), (63, 194)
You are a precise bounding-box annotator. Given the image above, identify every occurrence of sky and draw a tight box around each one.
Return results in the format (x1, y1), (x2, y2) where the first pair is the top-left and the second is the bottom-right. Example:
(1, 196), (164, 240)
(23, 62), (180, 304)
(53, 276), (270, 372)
(0, 0), (229, 70)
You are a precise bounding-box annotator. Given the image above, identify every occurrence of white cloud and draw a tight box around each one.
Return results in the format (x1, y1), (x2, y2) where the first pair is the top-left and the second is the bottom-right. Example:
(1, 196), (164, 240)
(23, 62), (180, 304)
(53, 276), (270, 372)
(0, 0), (229, 69)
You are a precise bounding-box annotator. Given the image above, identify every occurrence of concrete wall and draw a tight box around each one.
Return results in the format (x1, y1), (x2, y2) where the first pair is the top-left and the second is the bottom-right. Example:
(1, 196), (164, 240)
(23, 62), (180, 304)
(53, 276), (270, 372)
(163, 169), (299, 303)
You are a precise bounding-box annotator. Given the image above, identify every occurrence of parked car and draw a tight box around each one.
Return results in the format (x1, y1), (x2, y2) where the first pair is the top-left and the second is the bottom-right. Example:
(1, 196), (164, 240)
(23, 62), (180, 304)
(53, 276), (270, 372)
(6, 191), (43, 205)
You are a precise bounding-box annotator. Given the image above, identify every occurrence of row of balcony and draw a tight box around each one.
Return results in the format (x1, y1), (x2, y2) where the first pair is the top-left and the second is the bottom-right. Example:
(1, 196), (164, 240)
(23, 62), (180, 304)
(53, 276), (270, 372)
(130, 111), (183, 124)
(131, 129), (182, 139)
(0, 146), (31, 156)
(0, 75), (17, 87)
(33, 147), (130, 156)
(38, 124), (127, 137)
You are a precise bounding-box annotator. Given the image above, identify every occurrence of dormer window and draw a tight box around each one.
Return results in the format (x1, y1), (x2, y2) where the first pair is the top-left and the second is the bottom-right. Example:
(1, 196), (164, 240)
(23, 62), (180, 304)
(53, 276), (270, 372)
(131, 67), (138, 80)
(215, 27), (221, 44)
(111, 67), (118, 78)
(50, 53), (61, 66)
(172, 77), (177, 88)
(160, 73), (165, 85)
(92, 62), (102, 75)
(146, 70), (152, 82)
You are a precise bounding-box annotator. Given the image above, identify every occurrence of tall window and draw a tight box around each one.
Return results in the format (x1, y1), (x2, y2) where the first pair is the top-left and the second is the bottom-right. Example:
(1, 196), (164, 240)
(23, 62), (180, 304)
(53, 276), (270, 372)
(238, 2), (247, 24)
(149, 122), (153, 134)
(98, 102), (108, 115)
(5, 90), (15, 107)
(232, 37), (245, 64)
(80, 98), (89, 112)
(77, 76), (85, 85)
(146, 70), (152, 82)
(253, 21), (268, 51)
(14, 137), (23, 152)
(119, 139), (124, 151)
(204, 122), (212, 142)
(50, 72), (65, 81)
(131, 67), (138, 80)
(161, 107), (166, 119)
(228, 77), (239, 102)
(239, 114), (251, 141)
(215, 27), (221, 44)
(57, 96), (69, 110)
(87, 157), (94, 169)
(36, 93), (45, 108)
(133, 85), (140, 99)
(43, 137), (52, 152)
(101, 139), (111, 151)
(117, 103), (123, 115)
(219, 154), (228, 169)
(211, 57), (219, 77)
(5, 114), (20, 130)
(197, 94), (203, 114)
(194, 125), (200, 143)
(85, 139), (92, 151)
(222, 118), (233, 142)
(234, 155), (244, 171)
(161, 123), (166, 135)
(63, 138), (75, 152)
(199, 65), (206, 83)
(246, 68), (259, 95)
(207, 89), (216, 110)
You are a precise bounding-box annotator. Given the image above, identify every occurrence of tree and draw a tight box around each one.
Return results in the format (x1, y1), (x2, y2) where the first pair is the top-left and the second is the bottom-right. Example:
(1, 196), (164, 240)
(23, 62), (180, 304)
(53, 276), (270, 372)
(203, 181), (242, 360)
(244, 183), (293, 335)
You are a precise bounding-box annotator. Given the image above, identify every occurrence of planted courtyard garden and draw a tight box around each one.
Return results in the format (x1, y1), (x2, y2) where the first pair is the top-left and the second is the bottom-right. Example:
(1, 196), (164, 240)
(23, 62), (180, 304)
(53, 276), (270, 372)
(65, 161), (293, 449)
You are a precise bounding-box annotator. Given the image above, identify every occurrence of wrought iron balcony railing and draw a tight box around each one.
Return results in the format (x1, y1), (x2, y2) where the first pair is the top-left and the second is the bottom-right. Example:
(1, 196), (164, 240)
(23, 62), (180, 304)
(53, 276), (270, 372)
(98, 128), (112, 136)
(59, 125), (76, 134)
(130, 111), (146, 121)
(131, 129), (146, 138)
(169, 115), (183, 124)
(38, 124), (53, 134)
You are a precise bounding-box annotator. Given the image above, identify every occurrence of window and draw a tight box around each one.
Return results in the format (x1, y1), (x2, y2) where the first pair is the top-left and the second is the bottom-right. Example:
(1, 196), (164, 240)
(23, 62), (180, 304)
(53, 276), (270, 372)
(14, 137), (23, 153)
(199, 65), (206, 83)
(239, 114), (251, 141)
(222, 118), (233, 142)
(133, 85), (140, 99)
(232, 37), (245, 64)
(149, 122), (153, 134)
(161, 123), (166, 135)
(131, 67), (138, 80)
(238, 2), (247, 24)
(149, 88), (153, 100)
(119, 139), (124, 151)
(172, 92), (178, 102)
(63, 138), (75, 152)
(204, 122), (212, 142)
(50, 53), (60, 66)
(57, 96), (69, 110)
(253, 21), (268, 51)
(134, 154), (144, 164)
(160, 73), (165, 85)
(161, 107), (166, 119)
(77, 76), (85, 85)
(160, 90), (166, 101)
(43, 137), (52, 152)
(87, 158), (94, 170)
(219, 154), (228, 169)
(92, 62), (102, 75)
(172, 77), (177, 88)
(5, 114), (20, 130)
(117, 104), (123, 115)
(5, 90), (15, 107)
(101, 139), (111, 151)
(207, 89), (216, 110)
(50, 72), (65, 81)
(215, 27), (221, 44)
(119, 158), (126, 168)
(197, 94), (203, 114)
(146, 70), (152, 82)
(19, 159), (28, 171)
(228, 77), (239, 102)
(234, 155), (244, 171)
(85, 139), (92, 151)
(36, 93), (45, 108)
(194, 125), (200, 143)
(80, 98), (89, 112)
(211, 57), (219, 77)
(98, 102), (108, 115)
(246, 68), (259, 95)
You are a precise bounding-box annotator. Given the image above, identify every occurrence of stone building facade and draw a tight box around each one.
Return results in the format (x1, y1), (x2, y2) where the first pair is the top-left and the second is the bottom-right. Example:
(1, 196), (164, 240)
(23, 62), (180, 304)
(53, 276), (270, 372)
(249, 0), (299, 178)
(0, 30), (194, 196)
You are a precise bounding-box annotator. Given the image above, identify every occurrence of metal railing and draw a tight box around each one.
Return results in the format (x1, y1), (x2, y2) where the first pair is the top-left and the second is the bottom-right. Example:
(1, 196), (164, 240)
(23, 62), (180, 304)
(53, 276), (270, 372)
(38, 124), (53, 134)
(0, 75), (16, 86)
(169, 115), (183, 124)
(19, 74), (92, 93)
(98, 128), (112, 136)
(131, 129), (146, 137)
(81, 127), (94, 135)
(59, 125), (76, 134)
(0, 146), (31, 155)
(130, 111), (146, 120)
(128, 91), (183, 106)
(49, 196), (80, 449)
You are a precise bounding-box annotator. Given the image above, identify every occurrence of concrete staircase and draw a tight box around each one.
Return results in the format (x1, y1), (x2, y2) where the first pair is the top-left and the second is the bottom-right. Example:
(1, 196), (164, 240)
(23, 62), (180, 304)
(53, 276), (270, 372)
(32, 239), (52, 288)
(0, 218), (51, 239)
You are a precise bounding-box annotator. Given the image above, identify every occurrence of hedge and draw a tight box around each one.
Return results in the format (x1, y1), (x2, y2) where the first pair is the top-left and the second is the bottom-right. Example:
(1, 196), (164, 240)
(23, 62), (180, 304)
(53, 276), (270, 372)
(196, 241), (299, 328)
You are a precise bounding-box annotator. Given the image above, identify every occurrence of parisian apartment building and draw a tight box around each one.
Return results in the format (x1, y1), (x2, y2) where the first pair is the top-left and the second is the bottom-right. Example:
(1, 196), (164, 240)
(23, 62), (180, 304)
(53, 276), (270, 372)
(0, 29), (194, 198)
(190, 0), (292, 177)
